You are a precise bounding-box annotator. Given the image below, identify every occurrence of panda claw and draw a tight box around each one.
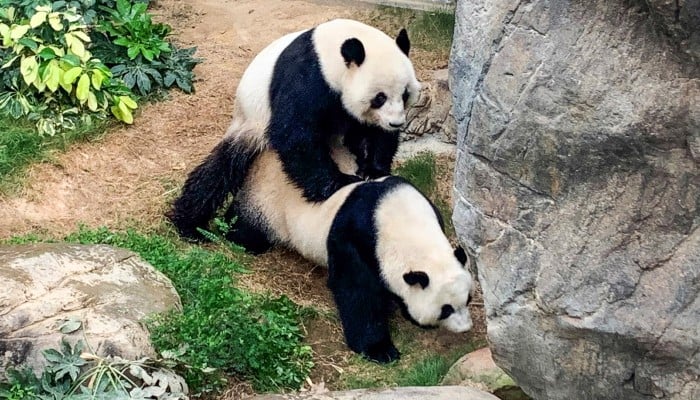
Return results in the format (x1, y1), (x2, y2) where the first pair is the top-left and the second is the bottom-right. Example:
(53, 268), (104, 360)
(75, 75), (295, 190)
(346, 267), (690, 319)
(364, 342), (400, 364)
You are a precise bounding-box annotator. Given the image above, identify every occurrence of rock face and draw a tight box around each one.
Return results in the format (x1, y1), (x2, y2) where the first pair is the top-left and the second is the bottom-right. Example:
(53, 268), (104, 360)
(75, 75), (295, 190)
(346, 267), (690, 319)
(450, 1), (699, 399)
(0, 244), (181, 376)
(405, 69), (457, 145)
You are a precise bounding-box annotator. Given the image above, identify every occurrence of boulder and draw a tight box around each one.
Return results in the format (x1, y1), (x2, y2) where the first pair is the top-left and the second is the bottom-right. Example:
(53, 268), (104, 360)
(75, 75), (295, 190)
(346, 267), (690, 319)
(450, 0), (699, 399)
(247, 386), (499, 400)
(441, 347), (517, 394)
(0, 243), (181, 377)
(404, 69), (457, 145)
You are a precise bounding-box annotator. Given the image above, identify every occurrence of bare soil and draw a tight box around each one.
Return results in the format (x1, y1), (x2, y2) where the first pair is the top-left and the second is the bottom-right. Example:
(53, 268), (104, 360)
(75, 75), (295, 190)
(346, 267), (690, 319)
(0, 0), (487, 398)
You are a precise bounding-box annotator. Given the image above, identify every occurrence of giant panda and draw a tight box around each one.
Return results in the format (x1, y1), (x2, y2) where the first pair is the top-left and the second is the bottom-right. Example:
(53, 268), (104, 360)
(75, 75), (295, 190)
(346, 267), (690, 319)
(167, 19), (421, 240)
(222, 127), (473, 363)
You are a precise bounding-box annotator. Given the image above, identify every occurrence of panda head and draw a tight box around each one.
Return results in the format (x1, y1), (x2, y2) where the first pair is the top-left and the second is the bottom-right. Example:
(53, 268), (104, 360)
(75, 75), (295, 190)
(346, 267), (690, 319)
(398, 247), (474, 333)
(314, 20), (421, 132)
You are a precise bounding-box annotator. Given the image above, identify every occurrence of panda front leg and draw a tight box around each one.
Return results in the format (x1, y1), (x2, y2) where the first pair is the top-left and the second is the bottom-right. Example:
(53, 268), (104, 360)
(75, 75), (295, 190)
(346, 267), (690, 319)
(270, 127), (362, 202)
(347, 126), (400, 180)
(327, 239), (399, 363)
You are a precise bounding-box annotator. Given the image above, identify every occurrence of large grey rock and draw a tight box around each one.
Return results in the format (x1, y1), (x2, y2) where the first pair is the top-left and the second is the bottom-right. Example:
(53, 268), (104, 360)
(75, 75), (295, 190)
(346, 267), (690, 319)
(248, 386), (499, 400)
(0, 243), (181, 377)
(450, 0), (700, 399)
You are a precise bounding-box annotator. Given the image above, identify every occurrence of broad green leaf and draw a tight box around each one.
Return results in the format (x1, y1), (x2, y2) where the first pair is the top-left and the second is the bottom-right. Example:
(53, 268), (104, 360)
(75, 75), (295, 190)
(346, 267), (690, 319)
(0, 23), (9, 37)
(91, 69), (104, 89)
(37, 46), (57, 60)
(59, 79), (71, 93)
(70, 30), (90, 42)
(141, 48), (154, 61)
(61, 53), (80, 67)
(20, 55), (38, 85)
(117, 100), (134, 123)
(30, 11), (47, 28)
(127, 46), (139, 60)
(65, 33), (86, 58)
(110, 104), (124, 121)
(33, 74), (46, 91)
(48, 13), (63, 31)
(76, 73), (89, 101)
(120, 95), (137, 109)
(59, 318), (82, 334)
(87, 91), (98, 111)
(10, 25), (29, 40)
(62, 66), (82, 85)
(49, 45), (65, 57)
(35, 5), (51, 13)
(18, 37), (37, 50)
(45, 60), (61, 91)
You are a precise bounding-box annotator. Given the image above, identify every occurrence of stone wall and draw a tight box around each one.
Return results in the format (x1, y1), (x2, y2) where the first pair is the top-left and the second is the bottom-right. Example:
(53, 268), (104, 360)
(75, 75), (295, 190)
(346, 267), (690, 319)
(450, 0), (699, 399)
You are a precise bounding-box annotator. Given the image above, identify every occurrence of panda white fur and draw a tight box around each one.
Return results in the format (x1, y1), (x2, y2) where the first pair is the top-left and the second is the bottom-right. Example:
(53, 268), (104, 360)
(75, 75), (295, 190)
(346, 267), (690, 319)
(224, 128), (474, 363)
(168, 19), (421, 240)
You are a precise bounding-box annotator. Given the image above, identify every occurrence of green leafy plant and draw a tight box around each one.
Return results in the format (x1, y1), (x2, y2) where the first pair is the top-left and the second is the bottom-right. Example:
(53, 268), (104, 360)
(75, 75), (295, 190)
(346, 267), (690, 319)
(93, 0), (200, 96)
(0, 3), (138, 134)
(65, 227), (314, 394)
(98, 0), (169, 62)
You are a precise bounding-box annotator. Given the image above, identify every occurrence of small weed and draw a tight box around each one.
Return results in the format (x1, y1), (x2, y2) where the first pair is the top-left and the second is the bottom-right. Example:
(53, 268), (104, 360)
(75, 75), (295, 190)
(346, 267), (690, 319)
(0, 332), (192, 399)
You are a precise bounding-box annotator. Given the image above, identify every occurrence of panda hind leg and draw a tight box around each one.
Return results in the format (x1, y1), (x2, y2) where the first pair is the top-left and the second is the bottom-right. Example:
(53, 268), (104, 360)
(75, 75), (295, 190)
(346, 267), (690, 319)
(327, 239), (399, 363)
(223, 201), (272, 255)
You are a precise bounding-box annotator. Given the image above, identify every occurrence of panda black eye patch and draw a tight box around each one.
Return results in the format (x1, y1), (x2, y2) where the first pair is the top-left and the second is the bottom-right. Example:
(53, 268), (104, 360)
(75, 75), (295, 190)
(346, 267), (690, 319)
(438, 304), (455, 320)
(370, 92), (387, 109)
(402, 88), (409, 104)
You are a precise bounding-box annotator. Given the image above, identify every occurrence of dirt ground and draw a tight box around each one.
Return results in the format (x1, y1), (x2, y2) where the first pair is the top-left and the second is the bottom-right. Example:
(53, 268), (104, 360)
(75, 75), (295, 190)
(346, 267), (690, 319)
(0, 0), (487, 397)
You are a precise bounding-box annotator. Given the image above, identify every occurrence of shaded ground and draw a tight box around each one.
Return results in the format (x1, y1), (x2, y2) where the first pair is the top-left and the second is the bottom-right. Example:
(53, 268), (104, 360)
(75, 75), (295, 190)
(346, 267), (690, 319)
(0, 0), (487, 398)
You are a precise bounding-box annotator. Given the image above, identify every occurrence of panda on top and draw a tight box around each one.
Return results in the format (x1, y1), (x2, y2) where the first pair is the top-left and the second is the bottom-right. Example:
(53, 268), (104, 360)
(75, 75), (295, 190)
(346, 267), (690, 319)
(167, 19), (421, 240)
(218, 123), (474, 363)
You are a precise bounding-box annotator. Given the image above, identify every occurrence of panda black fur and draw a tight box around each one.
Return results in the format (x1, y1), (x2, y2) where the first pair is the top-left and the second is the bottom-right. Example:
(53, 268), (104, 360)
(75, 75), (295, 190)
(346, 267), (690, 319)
(226, 134), (474, 363)
(167, 19), (420, 240)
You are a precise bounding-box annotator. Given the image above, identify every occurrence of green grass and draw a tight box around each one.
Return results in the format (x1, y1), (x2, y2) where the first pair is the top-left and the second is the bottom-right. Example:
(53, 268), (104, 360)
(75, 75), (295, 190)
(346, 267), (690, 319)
(0, 117), (110, 193)
(13, 227), (314, 395)
(361, 6), (455, 63)
(340, 332), (486, 390)
(395, 151), (454, 235)
(395, 354), (452, 386)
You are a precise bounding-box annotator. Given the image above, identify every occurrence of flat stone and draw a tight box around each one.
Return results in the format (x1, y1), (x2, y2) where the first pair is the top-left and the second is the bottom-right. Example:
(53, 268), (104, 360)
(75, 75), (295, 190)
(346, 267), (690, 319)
(0, 243), (181, 376)
(248, 386), (500, 400)
(441, 347), (515, 393)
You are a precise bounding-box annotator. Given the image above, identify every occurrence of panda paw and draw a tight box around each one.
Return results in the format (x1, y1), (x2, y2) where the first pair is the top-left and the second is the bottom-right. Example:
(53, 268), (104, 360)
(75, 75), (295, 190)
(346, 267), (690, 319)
(363, 341), (400, 364)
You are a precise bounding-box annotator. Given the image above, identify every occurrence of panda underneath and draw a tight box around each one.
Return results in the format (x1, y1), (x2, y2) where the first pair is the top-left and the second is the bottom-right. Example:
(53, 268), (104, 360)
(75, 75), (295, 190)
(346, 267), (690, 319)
(167, 19), (421, 240)
(223, 126), (474, 363)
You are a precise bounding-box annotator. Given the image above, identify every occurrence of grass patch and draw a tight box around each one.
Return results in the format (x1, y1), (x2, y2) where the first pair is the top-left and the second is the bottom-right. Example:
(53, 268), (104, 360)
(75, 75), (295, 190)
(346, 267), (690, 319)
(0, 117), (111, 194)
(339, 322), (486, 390)
(360, 6), (455, 69)
(395, 354), (452, 387)
(18, 227), (315, 395)
(395, 151), (453, 235)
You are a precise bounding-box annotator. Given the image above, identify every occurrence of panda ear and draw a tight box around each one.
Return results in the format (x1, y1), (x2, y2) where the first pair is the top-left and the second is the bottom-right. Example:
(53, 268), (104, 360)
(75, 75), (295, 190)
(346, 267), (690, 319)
(396, 28), (410, 56)
(403, 271), (429, 289)
(454, 246), (468, 266)
(341, 38), (365, 67)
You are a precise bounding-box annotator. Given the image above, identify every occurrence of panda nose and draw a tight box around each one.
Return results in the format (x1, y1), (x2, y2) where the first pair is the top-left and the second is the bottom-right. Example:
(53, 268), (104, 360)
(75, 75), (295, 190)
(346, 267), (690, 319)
(389, 122), (404, 128)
